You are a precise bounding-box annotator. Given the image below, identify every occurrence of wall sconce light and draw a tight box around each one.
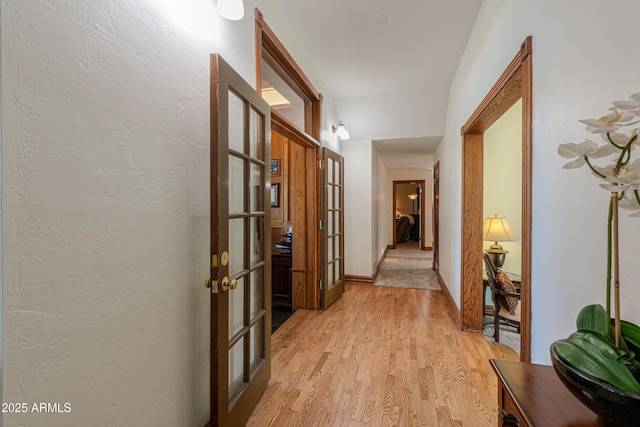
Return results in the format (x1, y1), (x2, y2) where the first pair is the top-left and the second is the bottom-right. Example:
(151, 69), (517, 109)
(217, 0), (244, 21)
(332, 121), (350, 140)
(483, 214), (520, 268)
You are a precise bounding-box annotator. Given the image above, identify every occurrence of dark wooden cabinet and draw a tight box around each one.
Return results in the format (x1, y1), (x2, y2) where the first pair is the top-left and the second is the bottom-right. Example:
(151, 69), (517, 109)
(490, 359), (601, 426)
(272, 249), (292, 311)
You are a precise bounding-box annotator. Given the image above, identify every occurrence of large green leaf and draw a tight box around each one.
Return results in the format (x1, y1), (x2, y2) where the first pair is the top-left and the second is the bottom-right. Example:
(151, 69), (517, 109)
(621, 320), (640, 351)
(555, 331), (640, 393)
(576, 304), (608, 336)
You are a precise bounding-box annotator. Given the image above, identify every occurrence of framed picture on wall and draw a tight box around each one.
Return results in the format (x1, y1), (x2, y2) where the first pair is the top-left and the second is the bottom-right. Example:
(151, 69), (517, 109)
(271, 159), (280, 176)
(271, 183), (280, 207)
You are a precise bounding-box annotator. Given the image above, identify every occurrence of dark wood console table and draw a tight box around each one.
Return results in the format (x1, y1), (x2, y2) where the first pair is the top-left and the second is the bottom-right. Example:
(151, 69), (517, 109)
(272, 248), (292, 311)
(490, 359), (601, 426)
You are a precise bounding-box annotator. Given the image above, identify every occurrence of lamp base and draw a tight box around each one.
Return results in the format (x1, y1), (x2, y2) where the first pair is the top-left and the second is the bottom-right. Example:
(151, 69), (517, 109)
(485, 249), (508, 268)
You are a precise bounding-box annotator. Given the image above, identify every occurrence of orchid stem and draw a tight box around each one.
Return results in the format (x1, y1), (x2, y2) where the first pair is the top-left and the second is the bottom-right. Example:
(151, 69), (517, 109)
(612, 189), (621, 348)
(607, 132), (626, 150)
(585, 157), (607, 178)
(606, 197), (613, 334)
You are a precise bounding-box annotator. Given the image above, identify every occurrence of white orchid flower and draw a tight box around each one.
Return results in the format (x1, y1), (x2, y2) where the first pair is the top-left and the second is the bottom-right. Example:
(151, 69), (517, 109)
(592, 142), (623, 159)
(620, 194), (640, 211)
(599, 132), (637, 154)
(557, 140), (598, 168)
(612, 92), (640, 115)
(593, 161), (640, 192)
(600, 182), (632, 192)
(616, 159), (640, 188)
(579, 107), (635, 133)
(619, 191), (640, 217)
(592, 164), (615, 178)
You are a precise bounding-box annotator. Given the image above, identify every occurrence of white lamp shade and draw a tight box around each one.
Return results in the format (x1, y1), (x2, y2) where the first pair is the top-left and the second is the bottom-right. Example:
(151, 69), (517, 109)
(217, 0), (244, 21)
(483, 216), (520, 242)
(334, 122), (350, 140)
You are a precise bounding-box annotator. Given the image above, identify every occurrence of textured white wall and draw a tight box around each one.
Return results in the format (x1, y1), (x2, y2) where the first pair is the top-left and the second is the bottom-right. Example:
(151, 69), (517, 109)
(344, 140), (373, 277)
(0, 0), (3, 410)
(374, 152), (390, 266)
(370, 151), (379, 272)
(436, 0), (640, 364)
(1, 0), (339, 425)
(484, 100), (522, 275)
(336, 88), (448, 141)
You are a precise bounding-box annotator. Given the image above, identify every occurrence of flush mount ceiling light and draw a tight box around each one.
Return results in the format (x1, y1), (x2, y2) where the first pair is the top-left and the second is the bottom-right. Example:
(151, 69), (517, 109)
(332, 121), (350, 140)
(261, 87), (291, 107)
(217, 0), (244, 21)
(374, 15), (387, 24)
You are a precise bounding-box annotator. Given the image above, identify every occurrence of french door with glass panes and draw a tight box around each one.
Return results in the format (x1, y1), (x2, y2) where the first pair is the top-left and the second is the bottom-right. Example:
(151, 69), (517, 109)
(321, 148), (345, 309)
(208, 54), (271, 427)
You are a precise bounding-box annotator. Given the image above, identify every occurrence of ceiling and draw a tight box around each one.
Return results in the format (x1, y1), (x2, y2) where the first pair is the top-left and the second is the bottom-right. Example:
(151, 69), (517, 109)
(270, 0), (483, 167)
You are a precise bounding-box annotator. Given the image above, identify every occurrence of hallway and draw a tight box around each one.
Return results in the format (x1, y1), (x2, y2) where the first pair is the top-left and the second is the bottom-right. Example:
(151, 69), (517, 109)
(247, 284), (518, 426)
(374, 243), (440, 291)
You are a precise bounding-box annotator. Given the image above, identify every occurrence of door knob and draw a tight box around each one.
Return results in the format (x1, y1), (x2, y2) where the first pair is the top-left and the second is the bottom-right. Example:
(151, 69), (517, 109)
(220, 277), (230, 292)
(229, 278), (238, 290)
(205, 278), (212, 288)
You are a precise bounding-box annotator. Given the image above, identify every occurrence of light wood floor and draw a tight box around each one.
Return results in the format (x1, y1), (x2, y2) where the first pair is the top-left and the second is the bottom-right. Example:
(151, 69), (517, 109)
(247, 284), (518, 426)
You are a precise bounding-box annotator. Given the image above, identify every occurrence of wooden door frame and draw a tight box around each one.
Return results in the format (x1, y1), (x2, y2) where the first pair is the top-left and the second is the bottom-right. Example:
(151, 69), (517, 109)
(272, 122), (321, 310)
(391, 180), (426, 250)
(255, 8), (323, 309)
(255, 9), (322, 139)
(433, 161), (440, 271)
(460, 36), (532, 362)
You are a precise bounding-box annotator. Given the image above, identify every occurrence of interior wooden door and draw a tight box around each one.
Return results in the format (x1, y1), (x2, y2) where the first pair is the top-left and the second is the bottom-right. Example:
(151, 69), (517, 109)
(433, 161), (440, 272)
(208, 54), (271, 427)
(321, 148), (345, 309)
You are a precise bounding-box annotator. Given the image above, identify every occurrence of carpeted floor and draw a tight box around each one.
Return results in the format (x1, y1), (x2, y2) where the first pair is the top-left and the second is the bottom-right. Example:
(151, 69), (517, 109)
(373, 242), (441, 291)
(483, 321), (521, 355)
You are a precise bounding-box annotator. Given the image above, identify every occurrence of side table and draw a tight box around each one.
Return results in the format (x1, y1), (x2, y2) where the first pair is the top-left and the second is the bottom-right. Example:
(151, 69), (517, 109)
(490, 359), (601, 426)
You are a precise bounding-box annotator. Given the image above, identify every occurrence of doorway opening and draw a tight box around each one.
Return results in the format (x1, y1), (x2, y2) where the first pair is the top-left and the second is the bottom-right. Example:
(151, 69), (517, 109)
(460, 36), (533, 362)
(256, 9), (325, 311)
(269, 128), (319, 312)
(392, 180), (426, 250)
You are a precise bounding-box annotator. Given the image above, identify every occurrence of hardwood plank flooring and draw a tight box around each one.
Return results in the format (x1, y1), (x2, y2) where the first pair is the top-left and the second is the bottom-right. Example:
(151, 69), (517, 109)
(247, 284), (517, 426)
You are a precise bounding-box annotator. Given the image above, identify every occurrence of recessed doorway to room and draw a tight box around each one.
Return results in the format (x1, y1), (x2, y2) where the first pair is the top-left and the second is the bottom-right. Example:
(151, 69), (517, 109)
(256, 9), (327, 312)
(269, 129), (316, 315)
(482, 99), (523, 356)
(393, 180), (426, 249)
(460, 36), (532, 362)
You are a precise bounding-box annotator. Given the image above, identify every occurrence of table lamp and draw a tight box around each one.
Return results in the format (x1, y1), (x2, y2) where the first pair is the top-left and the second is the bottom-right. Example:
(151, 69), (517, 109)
(483, 215), (520, 268)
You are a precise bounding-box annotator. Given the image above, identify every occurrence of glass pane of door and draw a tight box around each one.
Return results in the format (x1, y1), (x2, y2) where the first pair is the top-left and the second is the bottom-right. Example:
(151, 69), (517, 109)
(226, 94), (267, 406)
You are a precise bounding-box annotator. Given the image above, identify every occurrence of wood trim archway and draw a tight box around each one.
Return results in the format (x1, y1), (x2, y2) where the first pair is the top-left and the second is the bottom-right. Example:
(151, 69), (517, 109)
(254, 8), (322, 140)
(254, 8), (323, 309)
(460, 36), (533, 362)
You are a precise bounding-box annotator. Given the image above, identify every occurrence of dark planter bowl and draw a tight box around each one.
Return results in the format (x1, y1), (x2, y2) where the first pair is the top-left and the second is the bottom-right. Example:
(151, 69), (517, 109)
(551, 340), (640, 427)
